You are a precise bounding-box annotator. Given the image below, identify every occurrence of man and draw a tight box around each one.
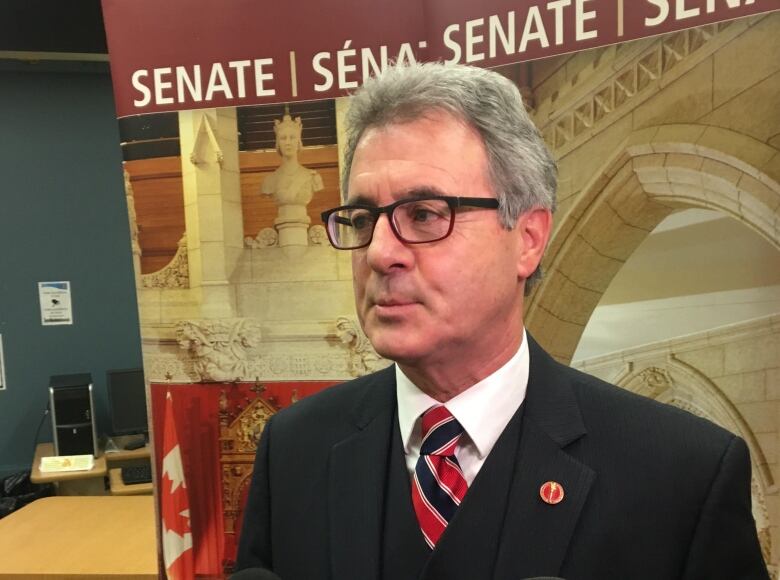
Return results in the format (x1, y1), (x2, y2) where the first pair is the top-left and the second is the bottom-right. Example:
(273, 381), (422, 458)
(236, 62), (767, 579)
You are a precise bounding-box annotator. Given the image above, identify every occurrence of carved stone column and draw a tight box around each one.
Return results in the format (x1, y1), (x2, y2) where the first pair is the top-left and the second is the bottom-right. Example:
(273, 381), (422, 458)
(123, 169), (142, 282)
(179, 108), (244, 318)
(335, 96), (351, 201)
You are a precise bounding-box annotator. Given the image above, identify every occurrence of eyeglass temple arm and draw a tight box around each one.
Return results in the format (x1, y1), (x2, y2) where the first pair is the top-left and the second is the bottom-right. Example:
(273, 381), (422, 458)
(453, 197), (500, 209)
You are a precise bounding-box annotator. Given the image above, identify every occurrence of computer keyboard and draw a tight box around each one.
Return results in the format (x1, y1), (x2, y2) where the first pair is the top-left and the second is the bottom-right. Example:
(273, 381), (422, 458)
(121, 464), (152, 485)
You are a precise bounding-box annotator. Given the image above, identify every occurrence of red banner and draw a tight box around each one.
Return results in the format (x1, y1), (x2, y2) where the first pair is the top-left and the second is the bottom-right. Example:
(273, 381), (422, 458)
(102, 0), (777, 118)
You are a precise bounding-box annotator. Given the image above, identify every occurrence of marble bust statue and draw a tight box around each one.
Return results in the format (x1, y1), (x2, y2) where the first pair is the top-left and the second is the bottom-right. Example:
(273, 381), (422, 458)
(261, 108), (324, 247)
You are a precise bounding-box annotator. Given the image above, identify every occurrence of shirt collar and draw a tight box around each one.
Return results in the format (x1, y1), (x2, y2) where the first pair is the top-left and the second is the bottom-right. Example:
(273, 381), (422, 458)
(396, 329), (530, 459)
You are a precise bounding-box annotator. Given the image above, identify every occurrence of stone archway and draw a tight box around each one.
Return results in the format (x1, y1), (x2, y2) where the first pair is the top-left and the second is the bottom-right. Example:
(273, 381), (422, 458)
(526, 123), (780, 363)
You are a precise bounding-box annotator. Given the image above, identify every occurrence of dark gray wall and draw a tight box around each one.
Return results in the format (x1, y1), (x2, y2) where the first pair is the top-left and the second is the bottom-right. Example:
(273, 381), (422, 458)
(0, 60), (143, 477)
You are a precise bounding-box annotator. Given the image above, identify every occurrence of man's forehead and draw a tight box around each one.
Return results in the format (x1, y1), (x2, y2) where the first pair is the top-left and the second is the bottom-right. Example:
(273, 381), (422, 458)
(345, 185), (450, 206)
(347, 115), (489, 204)
(346, 160), (460, 205)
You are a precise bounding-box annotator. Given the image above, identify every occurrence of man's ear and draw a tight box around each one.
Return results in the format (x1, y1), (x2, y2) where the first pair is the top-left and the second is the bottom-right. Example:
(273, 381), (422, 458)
(515, 208), (553, 280)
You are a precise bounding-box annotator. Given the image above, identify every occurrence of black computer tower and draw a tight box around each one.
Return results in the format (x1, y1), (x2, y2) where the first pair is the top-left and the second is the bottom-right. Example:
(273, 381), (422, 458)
(49, 373), (98, 456)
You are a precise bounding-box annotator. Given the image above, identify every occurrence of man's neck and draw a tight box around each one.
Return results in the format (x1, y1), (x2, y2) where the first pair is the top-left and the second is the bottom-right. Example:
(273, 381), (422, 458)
(397, 333), (525, 403)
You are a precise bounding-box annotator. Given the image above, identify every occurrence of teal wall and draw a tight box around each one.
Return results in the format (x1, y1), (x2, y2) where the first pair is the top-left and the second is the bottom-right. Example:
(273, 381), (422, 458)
(0, 61), (143, 477)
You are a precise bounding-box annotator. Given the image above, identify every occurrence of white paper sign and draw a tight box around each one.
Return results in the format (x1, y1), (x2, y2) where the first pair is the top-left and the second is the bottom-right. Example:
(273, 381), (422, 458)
(39, 281), (73, 326)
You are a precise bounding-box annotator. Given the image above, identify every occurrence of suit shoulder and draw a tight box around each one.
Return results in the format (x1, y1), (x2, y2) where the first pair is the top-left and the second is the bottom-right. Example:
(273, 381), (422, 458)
(561, 363), (736, 449)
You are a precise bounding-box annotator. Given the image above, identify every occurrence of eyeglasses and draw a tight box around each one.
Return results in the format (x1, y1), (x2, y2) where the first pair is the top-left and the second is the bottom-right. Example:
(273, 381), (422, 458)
(320, 195), (500, 250)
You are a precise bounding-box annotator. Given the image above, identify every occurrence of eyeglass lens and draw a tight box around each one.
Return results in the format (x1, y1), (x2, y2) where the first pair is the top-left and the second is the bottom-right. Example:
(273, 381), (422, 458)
(328, 198), (453, 248)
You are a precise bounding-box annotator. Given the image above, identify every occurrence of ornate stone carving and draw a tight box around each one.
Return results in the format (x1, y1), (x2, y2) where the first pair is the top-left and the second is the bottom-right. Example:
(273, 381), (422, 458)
(335, 316), (389, 377)
(142, 329), (373, 381)
(308, 224), (328, 246)
(176, 318), (263, 381)
(141, 235), (189, 289)
(246, 353), (351, 379)
(219, 385), (277, 454)
(667, 397), (708, 421)
(142, 355), (190, 383)
(244, 227), (279, 248)
(189, 113), (224, 167)
(218, 387), (279, 546)
(540, 22), (730, 152)
(636, 366), (672, 399)
(220, 463), (250, 534)
(123, 170), (142, 279)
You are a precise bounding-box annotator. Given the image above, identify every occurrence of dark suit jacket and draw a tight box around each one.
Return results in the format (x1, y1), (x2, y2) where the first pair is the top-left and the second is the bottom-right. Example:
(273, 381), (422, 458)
(236, 337), (768, 579)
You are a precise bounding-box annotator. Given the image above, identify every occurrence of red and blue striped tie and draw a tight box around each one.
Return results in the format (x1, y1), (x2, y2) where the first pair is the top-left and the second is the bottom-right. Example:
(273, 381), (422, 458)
(411, 405), (469, 549)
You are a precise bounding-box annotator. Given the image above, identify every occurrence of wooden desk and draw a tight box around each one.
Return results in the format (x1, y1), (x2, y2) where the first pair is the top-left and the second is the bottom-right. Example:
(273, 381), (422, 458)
(0, 495), (158, 579)
(30, 443), (108, 495)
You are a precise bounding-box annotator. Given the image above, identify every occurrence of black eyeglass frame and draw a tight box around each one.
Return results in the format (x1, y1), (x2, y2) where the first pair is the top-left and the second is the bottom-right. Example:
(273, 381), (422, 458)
(320, 195), (500, 250)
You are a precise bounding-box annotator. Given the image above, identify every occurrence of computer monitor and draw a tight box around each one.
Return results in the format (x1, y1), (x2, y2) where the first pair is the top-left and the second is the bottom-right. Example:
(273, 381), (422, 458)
(107, 368), (148, 437)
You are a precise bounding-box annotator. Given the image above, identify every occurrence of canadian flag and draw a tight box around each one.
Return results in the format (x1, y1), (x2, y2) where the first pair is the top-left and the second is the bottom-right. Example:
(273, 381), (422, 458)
(161, 391), (194, 579)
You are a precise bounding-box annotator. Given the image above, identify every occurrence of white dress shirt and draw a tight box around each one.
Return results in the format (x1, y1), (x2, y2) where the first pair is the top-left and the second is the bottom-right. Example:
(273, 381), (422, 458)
(396, 329), (530, 485)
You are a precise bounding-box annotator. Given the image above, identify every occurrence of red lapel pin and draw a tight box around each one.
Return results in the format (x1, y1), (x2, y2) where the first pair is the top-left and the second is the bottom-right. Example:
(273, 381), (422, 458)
(540, 480), (564, 505)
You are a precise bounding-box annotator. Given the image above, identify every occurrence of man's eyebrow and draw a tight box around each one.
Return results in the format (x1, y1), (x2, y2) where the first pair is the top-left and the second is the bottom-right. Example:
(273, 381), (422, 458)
(403, 186), (448, 199)
(345, 186), (448, 206)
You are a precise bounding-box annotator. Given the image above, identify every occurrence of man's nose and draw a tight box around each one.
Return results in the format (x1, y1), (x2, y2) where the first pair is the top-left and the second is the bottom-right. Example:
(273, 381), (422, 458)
(365, 214), (410, 271)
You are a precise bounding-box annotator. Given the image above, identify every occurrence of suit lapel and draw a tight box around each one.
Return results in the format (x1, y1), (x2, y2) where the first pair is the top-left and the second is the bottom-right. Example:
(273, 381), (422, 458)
(493, 336), (596, 579)
(493, 418), (595, 578)
(329, 366), (396, 580)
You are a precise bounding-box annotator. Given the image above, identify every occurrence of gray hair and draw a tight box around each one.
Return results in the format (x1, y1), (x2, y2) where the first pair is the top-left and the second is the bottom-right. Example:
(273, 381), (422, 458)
(341, 61), (557, 290)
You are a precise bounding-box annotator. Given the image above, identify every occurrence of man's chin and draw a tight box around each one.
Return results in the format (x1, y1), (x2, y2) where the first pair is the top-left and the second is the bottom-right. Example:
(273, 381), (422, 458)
(365, 334), (422, 366)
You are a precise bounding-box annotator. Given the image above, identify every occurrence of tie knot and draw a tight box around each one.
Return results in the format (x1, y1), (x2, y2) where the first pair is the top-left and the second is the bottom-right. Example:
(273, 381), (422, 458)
(420, 406), (464, 457)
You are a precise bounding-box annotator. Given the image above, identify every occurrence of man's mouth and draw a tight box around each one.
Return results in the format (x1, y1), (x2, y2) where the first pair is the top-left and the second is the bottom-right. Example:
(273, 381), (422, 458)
(370, 296), (419, 317)
(374, 299), (413, 307)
